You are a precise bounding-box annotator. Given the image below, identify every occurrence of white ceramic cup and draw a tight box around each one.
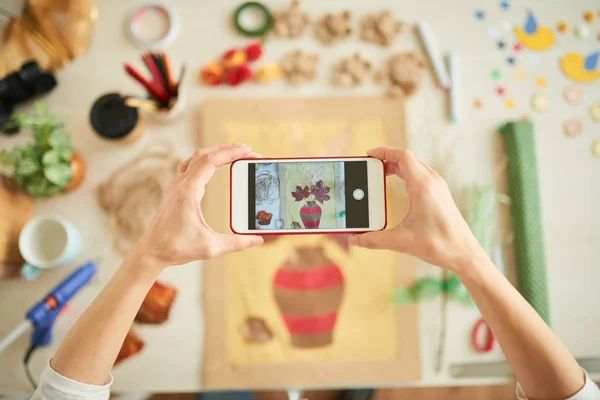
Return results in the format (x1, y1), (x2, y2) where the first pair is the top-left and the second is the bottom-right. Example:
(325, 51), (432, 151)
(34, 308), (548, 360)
(18, 215), (82, 280)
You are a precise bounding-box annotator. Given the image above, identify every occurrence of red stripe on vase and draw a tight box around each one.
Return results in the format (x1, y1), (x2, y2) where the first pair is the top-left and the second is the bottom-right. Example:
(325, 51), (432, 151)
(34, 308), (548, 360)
(282, 312), (338, 335)
(301, 207), (321, 215)
(273, 264), (344, 290)
(303, 220), (320, 228)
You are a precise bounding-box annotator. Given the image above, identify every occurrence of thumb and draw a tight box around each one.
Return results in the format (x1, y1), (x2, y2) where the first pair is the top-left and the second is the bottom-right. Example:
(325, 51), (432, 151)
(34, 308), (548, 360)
(215, 234), (264, 256)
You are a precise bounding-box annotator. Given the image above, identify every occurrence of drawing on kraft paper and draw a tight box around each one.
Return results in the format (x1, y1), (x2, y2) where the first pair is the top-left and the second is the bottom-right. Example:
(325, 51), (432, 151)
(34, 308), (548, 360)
(225, 119), (402, 365)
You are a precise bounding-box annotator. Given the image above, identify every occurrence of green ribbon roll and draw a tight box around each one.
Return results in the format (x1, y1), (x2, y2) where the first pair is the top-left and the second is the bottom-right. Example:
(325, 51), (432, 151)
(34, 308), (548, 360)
(233, 2), (273, 38)
(500, 120), (550, 325)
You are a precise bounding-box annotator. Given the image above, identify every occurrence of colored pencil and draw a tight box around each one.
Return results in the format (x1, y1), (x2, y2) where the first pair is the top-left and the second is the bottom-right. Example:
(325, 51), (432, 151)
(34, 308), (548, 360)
(175, 63), (186, 96)
(142, 52), (168, 96)
(162, 52), (176, 95)
(124, 97), (160, 113)
(124, 63), (169, 102)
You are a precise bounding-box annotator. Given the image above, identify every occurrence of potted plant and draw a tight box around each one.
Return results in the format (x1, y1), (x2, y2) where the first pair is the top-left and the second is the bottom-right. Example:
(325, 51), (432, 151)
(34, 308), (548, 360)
(0, 102), (85, 198)
(291, 178), (331, 229)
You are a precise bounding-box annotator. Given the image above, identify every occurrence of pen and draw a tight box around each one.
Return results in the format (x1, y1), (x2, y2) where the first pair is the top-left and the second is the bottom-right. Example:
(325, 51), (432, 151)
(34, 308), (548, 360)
(417, 21), (451, 90)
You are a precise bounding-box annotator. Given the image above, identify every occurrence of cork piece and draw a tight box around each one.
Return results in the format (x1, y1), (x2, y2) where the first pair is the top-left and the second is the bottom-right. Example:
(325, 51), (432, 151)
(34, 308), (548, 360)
(272, 0), (310, 38)
(375, 52), (425, 97)
(360, 10), (403, 47)
(239, 317), (273, 343)
(331, 53), (372, 87)
(315, 11), (353, 45)
(281, 50), (319, 85)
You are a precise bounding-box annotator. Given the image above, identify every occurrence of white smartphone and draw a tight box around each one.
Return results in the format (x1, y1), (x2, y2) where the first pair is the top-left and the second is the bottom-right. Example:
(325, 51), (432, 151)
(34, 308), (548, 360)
(230, 157), (387, 234)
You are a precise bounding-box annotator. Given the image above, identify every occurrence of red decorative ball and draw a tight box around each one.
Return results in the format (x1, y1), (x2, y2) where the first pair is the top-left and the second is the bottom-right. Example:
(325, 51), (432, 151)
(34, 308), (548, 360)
(237, 64), (254, 82)
(245, 42), (263, 62)
(225, 69), (242, 86)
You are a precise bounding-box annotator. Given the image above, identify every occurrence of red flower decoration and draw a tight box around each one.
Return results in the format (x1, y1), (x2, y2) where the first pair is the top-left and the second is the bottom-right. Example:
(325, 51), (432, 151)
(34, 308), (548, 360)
(291, 185), (310, 201)
(311, 180), (331, 204)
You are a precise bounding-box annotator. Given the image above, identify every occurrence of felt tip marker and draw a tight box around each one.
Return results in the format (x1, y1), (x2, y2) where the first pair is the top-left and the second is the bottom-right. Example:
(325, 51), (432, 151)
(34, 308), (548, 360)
(417, 21), (451, 90)
(448, 51), (461, 123)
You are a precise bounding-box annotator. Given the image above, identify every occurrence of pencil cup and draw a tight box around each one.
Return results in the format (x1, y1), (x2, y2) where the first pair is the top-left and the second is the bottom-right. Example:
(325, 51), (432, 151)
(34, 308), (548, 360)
(146, 92), (186, 124)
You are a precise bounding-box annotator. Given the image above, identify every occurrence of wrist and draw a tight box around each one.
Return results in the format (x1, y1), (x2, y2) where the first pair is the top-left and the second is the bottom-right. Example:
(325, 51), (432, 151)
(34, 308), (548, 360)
(122, 241), (168, 280)
(453, 249), (496, 285)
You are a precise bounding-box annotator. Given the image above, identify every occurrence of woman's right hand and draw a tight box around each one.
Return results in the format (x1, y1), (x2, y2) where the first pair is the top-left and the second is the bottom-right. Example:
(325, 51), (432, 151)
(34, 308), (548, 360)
(349, 146), (486, 273)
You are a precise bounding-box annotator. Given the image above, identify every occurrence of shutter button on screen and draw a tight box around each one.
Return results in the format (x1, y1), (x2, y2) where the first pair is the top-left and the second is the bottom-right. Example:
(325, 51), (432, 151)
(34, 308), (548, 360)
(353, 189), (364, 200)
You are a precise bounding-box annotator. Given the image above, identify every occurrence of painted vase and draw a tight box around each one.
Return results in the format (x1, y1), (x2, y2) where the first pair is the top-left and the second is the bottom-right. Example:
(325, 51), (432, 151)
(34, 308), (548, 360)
(273, 246), (344, 348)
(300, 201), (322, 229)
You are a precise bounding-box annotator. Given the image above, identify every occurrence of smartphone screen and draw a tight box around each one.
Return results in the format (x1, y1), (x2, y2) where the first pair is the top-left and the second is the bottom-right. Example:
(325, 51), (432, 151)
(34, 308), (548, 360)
(247, 161), (369, 230)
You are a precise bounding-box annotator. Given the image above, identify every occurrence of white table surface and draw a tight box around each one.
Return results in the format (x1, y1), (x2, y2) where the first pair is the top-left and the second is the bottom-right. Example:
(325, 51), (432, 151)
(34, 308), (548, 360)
(1, 0), (600, 394)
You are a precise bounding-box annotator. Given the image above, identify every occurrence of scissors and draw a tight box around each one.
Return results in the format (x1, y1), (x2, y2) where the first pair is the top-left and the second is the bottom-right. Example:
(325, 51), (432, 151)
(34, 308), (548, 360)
(472, 317), (495, 353)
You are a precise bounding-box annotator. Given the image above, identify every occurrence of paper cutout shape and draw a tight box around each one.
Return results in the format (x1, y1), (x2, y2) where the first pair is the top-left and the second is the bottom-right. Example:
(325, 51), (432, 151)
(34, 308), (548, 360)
(514, 11), (556, 51)
(560, 51), (600, 83)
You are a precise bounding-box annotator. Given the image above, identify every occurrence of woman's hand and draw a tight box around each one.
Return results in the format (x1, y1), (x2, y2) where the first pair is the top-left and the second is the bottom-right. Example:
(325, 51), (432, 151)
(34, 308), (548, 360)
(135, 143), (264, 269)
(349, 146), (484, 272)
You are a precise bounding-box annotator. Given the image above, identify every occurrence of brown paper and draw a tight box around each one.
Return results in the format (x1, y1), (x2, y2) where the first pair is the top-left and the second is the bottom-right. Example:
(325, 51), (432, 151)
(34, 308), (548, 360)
(200, 97), (420, 389)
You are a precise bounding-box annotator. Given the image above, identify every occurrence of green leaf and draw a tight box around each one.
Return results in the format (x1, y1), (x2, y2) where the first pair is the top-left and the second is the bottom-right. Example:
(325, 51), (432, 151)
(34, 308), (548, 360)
(42, 150), (61, 166)
(48, 131), (70, 149)
(34, 101), (49, 117)
(57, 148), (73, 162)
(392, 288), (417, 305)
(44, 164), (72, 187)
(0, 150), (13, 165)
(16, 158), (39, 176)
(43, 184), (64, 197)
(412, 277), (444, 300)
(25, 176), (48, 198)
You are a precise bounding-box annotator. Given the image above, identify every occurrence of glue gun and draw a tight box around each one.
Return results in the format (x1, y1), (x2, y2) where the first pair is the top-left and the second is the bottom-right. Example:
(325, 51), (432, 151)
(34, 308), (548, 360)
(0, 262), (97, 354)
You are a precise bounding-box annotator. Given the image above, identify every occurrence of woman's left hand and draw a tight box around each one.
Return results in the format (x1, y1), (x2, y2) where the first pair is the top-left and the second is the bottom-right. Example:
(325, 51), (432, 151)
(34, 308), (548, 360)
(135, 143), (263, 269)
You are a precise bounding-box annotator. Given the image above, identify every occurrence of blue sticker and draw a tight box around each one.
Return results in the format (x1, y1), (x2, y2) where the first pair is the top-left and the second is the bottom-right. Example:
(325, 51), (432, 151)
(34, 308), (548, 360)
(475, 10), (485, 20)
(507, 56), (516, 65)
(584, 52), (599, 71)
(524, 10), (538, 34)
(500, 1), (510, 10)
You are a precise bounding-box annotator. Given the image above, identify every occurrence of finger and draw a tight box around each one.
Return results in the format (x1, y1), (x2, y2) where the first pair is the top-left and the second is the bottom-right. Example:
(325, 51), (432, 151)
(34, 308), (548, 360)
(178, 157), (191, 174)
(187, 145), (253, 184)
(213, 234), (264, 256)
(367, 147), (426, 181)
(348, 231), (401, 251)
(383, 160), (401, 176)
(181, 144), (248, 174)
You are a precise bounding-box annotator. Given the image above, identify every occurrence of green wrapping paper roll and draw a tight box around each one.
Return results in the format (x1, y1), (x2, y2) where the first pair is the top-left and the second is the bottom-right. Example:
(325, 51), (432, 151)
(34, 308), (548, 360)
(500, 120), (550, 325)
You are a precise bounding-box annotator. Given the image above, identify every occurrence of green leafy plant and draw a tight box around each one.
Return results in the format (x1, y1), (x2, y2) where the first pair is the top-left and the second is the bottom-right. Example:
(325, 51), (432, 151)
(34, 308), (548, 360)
(0, 102), (73, 198)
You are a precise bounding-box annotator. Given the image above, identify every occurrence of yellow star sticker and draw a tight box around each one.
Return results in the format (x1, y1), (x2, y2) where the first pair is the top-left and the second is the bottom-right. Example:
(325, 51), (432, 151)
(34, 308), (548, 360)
(504, 97), (516, 109)
(514, 68), (526, 79)
(535, 76), (547, 87)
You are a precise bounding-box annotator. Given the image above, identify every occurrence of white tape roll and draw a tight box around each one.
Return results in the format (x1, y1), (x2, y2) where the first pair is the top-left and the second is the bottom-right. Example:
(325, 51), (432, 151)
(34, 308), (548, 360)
(126, 4), (180, 49)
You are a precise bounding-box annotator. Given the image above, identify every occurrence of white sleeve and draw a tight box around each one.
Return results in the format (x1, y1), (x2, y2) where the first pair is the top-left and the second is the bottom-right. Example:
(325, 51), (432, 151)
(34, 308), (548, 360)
(30, 363), (112, 400)
(517, 370), (600, 400)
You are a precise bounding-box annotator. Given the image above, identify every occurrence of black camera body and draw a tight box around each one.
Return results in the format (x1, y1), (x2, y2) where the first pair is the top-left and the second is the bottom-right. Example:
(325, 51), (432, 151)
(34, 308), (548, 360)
(0, 61), (57, 134)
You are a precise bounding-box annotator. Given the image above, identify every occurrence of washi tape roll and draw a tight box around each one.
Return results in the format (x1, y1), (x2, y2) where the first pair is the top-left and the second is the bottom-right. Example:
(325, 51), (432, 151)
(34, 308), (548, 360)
(233, 2), (273, 38)
(126, 4), (180, 49)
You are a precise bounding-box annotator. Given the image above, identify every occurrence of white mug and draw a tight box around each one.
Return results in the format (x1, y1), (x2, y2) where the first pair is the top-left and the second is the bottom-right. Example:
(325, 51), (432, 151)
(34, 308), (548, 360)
(19, 215), (82, 280)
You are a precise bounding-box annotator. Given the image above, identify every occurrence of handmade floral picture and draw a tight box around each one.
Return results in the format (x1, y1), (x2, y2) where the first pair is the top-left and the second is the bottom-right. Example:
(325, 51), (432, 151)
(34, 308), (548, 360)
(254, 162), (346, 230)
